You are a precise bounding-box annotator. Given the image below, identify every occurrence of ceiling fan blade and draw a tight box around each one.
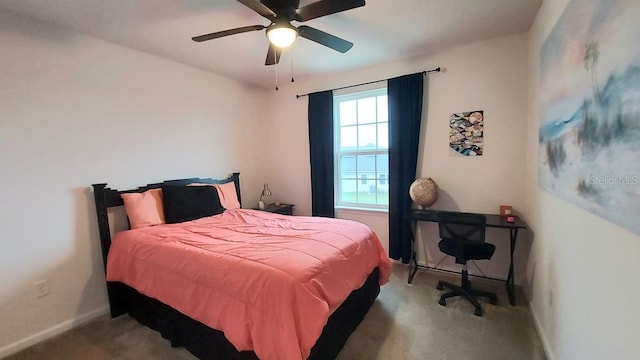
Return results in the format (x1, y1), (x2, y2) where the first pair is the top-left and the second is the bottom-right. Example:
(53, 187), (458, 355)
(294, 0), (365, 22)
(298, 25), (353, 53)
(236, 0), (277, 20)
(265, 43), (283, 65)
(191, 25), (265, 42)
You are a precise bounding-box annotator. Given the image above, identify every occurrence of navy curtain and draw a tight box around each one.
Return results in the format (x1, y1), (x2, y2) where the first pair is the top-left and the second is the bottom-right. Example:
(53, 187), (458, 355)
(388, 73), (425, 263)
(308, 90), (335, 218)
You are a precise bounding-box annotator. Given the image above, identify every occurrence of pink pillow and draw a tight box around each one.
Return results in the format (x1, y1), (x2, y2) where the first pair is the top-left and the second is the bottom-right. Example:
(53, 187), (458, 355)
(121, 189), (165, 229)
(215, 182), (241, 209)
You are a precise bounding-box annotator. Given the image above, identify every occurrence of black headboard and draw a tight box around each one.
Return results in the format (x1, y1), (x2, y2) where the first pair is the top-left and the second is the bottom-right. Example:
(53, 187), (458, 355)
(92, 172), (240, 272)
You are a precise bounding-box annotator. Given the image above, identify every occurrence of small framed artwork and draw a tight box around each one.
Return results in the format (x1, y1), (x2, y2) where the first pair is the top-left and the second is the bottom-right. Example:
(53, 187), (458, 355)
(449, 110), (484, 156)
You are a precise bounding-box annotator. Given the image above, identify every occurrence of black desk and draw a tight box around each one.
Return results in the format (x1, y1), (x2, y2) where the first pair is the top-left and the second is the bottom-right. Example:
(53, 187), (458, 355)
(408, 209), (527, 306)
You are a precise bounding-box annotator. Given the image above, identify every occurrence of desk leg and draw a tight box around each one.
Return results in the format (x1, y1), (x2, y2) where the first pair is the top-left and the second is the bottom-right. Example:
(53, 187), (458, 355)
(506, 228), (518, 306)
(408, 219), (418, 284)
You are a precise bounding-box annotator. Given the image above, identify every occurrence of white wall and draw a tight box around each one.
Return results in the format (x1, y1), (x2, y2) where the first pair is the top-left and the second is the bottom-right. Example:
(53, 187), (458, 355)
(0, 11), (267, 356)
(525, 1), (640, 359)
(265, 33), (530, 282)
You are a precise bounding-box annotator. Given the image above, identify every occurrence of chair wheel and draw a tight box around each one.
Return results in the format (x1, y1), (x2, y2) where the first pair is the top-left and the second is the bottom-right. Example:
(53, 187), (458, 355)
(438, 297), (446, 306)
(436, 283), (443, 290)
(474, 308), (482, 316)
(490, 298), (498, 305)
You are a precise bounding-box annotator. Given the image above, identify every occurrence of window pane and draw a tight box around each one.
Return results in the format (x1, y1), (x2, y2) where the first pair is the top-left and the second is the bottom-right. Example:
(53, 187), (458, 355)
(357, 97), (377, 124)
(340, 126), (357, 150)
(341, 179), (358, 203)
(376, 153), (388, 173)
(339, 100), (357, 126)
(377, 95), (388, 122)
(340, 155), (356, 179)
(377, 123), (388, 149)
(358, 182), (377, 204)
(358, 124), (377, 149)
(357, 155), (376, 172)
(356, 155), (377, 204)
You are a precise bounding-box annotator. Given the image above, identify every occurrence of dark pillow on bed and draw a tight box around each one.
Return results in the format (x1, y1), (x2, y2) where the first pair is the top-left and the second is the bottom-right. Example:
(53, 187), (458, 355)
(161, 184), (225, 224)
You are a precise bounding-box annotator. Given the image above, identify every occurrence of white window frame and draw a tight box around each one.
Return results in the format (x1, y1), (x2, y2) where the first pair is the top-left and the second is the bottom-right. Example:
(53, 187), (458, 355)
(334, 86), (388, 211)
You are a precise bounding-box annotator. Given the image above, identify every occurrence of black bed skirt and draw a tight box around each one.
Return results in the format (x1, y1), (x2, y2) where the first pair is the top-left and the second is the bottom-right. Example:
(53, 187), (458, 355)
(107, 267), (381, 360)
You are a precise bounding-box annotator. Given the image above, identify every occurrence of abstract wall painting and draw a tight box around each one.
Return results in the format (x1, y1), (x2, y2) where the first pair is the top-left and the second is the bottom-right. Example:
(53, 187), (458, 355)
(449, 110), (483, 156)
(539, 0), (640, 235)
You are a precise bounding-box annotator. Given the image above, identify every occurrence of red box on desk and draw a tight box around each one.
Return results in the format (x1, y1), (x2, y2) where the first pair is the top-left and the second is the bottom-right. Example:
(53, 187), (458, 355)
(499, 205), (512, 217)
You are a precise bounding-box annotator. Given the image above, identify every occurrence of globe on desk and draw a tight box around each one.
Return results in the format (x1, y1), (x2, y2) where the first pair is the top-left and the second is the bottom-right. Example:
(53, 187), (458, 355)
(409, 177), (438, 208)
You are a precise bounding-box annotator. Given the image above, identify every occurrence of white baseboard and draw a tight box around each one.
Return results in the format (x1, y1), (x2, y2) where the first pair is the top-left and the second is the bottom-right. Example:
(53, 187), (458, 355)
(0, 305), (110, 359)
(527, 300), (556, 360)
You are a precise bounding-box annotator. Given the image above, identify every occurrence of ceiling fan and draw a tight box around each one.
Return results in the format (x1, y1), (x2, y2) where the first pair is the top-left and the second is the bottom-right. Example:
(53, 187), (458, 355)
(192, 0), (365, 66)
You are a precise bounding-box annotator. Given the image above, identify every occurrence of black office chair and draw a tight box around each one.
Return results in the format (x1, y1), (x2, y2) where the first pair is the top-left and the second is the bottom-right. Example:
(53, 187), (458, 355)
(435, 211), (497, 316)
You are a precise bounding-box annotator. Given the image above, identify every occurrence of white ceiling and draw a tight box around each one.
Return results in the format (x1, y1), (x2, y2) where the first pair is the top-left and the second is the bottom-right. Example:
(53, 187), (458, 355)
(0, 0), (542, 88)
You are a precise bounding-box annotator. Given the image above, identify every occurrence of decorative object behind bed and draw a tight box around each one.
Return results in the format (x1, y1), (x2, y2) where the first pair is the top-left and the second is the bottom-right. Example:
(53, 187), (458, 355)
(91, 172), (383, 360)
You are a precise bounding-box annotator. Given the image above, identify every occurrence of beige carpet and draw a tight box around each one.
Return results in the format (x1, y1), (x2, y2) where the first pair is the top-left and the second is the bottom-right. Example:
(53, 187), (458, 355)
(5, 264), (547, 360)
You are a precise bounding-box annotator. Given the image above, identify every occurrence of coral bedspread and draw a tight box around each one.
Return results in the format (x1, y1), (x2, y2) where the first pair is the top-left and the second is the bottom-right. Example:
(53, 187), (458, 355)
(106, 209), (392, 360)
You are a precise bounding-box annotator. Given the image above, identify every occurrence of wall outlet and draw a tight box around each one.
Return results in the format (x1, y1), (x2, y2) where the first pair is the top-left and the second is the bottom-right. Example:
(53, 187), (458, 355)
(34, 279), (50, 298)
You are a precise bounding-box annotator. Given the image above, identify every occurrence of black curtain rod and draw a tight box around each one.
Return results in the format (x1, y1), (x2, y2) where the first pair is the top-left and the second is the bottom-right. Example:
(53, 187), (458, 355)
(295, 67), (441, 99)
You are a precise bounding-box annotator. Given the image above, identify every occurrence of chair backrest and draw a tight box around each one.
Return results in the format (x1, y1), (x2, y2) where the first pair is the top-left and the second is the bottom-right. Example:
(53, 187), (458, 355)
(437, 211), (487, 253)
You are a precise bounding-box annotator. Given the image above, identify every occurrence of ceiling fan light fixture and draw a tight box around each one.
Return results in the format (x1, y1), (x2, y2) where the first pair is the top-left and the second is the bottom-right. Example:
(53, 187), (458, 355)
(267, 24), (297, 48)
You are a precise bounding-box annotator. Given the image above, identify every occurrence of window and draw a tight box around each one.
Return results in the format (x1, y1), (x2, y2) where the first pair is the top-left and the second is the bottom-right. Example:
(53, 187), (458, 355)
(334, 87), (388, 209)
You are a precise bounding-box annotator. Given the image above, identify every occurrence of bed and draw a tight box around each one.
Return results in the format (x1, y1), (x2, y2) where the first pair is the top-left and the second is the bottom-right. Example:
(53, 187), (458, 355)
(92, 173), (391, 360)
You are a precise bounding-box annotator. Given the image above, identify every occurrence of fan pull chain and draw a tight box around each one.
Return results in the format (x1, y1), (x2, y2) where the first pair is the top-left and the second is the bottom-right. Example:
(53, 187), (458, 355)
(290, 46), (295, 83)
(274, 46), (279, 91)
